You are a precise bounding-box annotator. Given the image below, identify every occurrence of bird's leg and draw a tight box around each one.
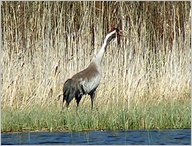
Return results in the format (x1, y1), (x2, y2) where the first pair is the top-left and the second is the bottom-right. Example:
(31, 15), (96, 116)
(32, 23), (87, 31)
(75, 94), (82, 110)
(89, 91), (96, 110)
(65, 102), (69, 110)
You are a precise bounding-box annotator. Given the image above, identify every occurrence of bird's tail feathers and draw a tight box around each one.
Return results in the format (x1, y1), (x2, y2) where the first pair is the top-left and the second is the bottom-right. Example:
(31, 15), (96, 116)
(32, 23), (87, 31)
(63, 79), (77, 105)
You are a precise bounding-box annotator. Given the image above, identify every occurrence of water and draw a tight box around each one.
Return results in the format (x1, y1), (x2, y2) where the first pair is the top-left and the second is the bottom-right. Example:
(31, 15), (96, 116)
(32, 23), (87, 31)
(1, 129), (191, 145)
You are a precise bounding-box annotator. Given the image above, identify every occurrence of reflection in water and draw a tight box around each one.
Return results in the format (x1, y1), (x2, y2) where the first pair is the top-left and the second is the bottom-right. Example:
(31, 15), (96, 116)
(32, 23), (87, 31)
(1, 129), (191, 145)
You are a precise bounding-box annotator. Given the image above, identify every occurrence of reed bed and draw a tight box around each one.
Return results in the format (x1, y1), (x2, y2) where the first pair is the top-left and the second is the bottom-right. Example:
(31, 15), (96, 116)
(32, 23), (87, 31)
(1, 2), (191, 132)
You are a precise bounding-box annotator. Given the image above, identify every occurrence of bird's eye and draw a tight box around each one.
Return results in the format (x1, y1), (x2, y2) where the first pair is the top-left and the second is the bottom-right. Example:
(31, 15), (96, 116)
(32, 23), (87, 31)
(109, 28), (115, 32)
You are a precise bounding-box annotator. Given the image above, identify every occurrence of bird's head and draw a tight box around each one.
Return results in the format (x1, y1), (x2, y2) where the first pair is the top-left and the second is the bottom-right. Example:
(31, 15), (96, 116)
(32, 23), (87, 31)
(105, 28), (125, 44)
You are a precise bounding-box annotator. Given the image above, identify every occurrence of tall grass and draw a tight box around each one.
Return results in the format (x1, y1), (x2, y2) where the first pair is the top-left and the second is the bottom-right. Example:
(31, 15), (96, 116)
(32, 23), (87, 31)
(1, 2), (191, 132)
(2, 100), (190, 132)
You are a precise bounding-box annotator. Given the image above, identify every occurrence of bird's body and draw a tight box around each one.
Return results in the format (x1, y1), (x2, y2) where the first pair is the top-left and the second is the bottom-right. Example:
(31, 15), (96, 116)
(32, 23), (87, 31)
(72, 62), (101, 93)
(63, 28), (124, 109)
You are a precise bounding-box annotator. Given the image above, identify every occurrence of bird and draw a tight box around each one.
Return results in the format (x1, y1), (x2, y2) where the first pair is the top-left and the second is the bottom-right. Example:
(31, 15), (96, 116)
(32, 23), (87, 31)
(62, 28), (125, 110)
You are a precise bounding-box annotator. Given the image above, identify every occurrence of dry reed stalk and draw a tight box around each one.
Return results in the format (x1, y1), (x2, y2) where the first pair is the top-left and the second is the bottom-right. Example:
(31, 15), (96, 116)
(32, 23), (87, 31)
(1, 2), (191, 110)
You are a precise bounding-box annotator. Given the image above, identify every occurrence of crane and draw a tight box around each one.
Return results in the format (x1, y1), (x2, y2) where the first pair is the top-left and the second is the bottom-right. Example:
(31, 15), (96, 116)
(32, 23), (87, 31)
(63, 28), (125, 110)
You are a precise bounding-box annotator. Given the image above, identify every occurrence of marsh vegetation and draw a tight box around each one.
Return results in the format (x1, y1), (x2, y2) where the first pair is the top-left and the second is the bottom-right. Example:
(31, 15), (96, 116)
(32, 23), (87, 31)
(1, 1), (191, 132)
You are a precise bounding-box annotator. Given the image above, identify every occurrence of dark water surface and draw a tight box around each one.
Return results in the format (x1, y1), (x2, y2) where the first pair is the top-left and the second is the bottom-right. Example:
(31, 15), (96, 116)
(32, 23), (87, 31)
(1, 129), (191, 145)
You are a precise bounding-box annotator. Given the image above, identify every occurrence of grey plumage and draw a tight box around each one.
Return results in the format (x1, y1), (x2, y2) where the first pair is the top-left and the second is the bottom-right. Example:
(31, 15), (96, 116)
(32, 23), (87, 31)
(62, 28), (124, 109)
(63, 79), (84, 108)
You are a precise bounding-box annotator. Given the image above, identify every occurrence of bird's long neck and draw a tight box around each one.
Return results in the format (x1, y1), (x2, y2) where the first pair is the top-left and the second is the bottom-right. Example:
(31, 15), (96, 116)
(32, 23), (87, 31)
(90, 30), (117, 71)
(92, 39), (108, 68)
